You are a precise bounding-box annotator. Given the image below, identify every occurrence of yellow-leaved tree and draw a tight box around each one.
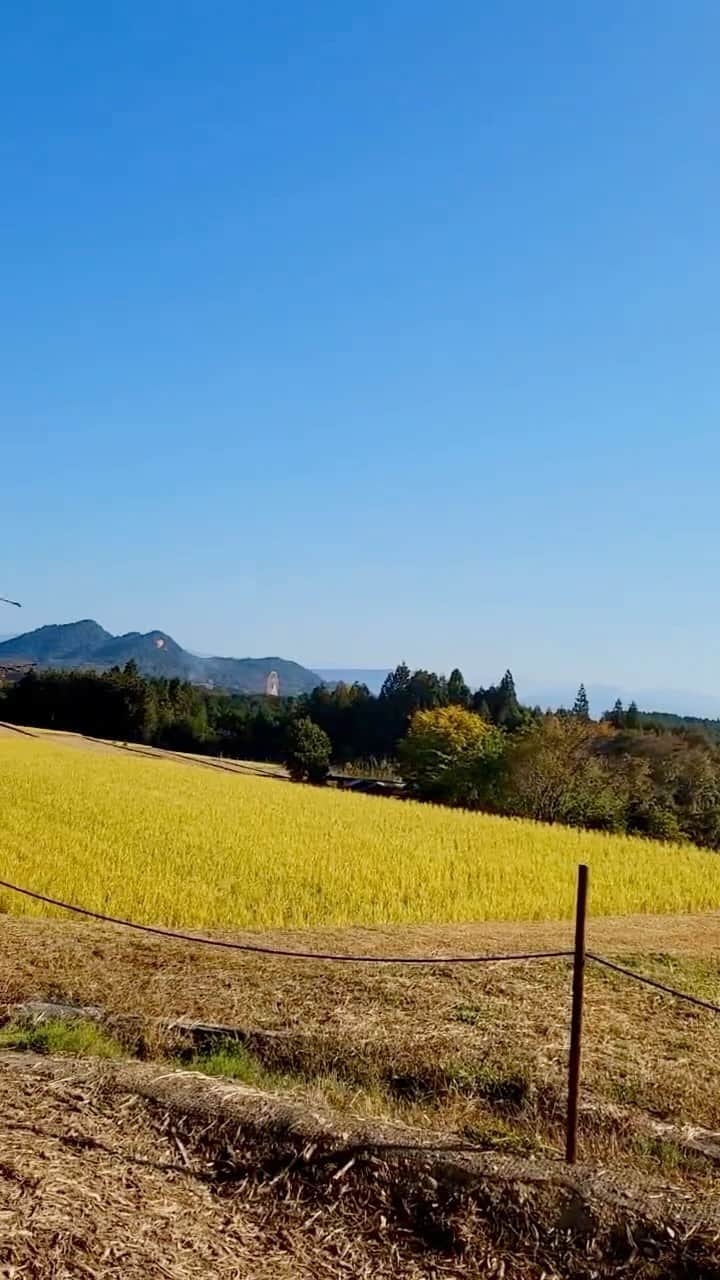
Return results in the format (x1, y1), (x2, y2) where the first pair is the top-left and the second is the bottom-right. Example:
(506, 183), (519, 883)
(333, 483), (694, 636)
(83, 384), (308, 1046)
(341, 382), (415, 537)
(398, 705), (505, 808)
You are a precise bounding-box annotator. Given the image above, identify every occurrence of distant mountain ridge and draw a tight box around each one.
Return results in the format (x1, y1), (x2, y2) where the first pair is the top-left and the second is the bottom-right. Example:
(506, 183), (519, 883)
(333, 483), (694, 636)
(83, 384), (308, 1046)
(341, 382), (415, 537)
(520, 682), (720, 721)
(314, 668), (391, 695)
(0, 620), (321, 696)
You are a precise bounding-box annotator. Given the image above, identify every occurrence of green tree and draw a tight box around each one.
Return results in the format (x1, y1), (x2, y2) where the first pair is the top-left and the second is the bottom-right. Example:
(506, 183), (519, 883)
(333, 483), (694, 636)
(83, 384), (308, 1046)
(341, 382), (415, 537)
(447, 668), (471, 707)
(407, 669), (447, 712)
(398, 705), (505, 807)
(502, 715), (623, 829)
(572, 684), (590, 720)
(474, 669), (524, 731)
(379, 662), (411, 701)
(606, 698), (625, 729)
(625, 700), (641, 730)
(500, 670), (516, 696)
(285, 717), (331, 784)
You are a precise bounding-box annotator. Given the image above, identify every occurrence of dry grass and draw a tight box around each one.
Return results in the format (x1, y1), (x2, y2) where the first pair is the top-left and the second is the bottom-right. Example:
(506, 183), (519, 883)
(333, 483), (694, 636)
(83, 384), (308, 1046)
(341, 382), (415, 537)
(3, 732), (720, 928)
(1, 1048), (719, 1280)
(0, 1053), (491, 1279)
(1, 911), (720, 1192)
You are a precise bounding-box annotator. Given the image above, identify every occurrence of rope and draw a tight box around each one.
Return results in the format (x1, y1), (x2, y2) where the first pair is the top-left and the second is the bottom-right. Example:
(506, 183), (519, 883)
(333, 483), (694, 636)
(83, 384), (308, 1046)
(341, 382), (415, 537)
(0, 878), (571, 966)
(2, 877), (719, 1007)
(588, 953), (720, 1015)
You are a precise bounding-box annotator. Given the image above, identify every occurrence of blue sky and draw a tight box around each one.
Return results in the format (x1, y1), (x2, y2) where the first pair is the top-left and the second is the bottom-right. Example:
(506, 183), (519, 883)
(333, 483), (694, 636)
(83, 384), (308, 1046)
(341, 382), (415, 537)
(2, 1), (719, 692)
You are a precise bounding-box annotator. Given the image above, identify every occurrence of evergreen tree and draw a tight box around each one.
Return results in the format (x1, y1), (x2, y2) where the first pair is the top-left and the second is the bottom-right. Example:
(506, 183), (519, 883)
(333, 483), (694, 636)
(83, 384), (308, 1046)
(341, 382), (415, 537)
(473, 671), (523, 730)
(500, 670), (517, 699)
(379, 662), (411, 700)
(496, 670), (522, 730)
(572, 683), (590, 720)
(447, 668), (471, 707)
(607, 698), (625, 729)
(377, 662), (413, 755)
(407, 669), (447, 712)
(625, 700), (641, 730)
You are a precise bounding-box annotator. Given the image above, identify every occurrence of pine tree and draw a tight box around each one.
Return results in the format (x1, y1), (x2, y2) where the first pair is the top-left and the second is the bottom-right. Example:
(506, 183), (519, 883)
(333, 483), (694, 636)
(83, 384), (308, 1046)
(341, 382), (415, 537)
(476, 670), (523, 730)
(607, 698), (625, 729)
(625, 700), (641, 730)
(497, 669), (522, 729)
(572, 683), (590, 720)
(500, 669), (517, 699)
(447, 668), (471, 707)
(379, 662), (411, 700)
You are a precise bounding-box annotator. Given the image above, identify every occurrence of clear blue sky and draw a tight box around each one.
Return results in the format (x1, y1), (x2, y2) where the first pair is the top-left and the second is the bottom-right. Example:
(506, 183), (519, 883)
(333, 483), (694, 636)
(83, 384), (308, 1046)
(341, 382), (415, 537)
(3, 1), (719, 692)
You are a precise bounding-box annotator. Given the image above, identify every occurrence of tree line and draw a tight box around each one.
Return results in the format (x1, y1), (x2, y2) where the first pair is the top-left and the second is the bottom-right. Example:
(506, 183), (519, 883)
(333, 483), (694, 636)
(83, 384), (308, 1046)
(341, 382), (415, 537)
(0, 661), (526, 762)
(3, 662), (720, 851)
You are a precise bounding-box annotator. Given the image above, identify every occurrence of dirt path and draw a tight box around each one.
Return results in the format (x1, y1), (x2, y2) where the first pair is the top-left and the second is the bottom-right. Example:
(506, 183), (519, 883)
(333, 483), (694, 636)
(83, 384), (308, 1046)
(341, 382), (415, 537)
(0, 720), (289, 777)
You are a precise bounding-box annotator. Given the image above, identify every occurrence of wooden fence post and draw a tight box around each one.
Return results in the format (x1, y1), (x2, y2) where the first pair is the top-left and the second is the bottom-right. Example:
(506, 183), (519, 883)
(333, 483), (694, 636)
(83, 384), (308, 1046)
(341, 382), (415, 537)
(565, 863), (589, 1164)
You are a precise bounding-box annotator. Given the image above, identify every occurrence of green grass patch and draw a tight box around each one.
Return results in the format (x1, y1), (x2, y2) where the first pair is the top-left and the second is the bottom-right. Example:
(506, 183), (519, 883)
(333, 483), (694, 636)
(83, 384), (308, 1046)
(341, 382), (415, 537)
(450, 1003), (485, 1026)
(603, 953), (720, 1003)
(184, 1040), (283, 1087)
(631, 1133), (710, 1174)
(0, 1017), (123, 1058)
(445, 1059), (532, 1108)
(460, 1117), (547, 1155)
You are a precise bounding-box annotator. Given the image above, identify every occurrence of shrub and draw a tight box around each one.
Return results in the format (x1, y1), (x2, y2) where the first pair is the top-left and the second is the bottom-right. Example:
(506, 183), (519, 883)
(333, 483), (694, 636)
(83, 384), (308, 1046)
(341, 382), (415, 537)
(285, 716), (331, 784)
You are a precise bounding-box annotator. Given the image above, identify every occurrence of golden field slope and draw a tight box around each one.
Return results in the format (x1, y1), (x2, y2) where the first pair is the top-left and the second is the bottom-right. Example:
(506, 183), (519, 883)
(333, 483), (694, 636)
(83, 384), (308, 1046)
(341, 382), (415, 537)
(2, 734), (720, 928)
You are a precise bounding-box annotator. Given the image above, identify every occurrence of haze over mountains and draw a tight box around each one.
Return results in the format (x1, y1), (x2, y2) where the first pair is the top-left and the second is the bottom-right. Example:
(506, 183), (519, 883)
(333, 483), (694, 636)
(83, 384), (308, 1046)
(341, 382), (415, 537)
(2, 629), (719, 719)
(314, 669), (391, 696)
(0, 621), (321, 696)
(316, 670), (720, 720)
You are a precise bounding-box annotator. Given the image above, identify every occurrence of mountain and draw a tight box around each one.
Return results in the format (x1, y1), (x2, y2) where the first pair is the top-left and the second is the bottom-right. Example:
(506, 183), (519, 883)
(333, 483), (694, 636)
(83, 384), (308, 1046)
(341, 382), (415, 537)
(314, 668), (391, 695)
(0, 620), (112, 663)
(520, 682), (720, 720)
(0, 620), (321, 696)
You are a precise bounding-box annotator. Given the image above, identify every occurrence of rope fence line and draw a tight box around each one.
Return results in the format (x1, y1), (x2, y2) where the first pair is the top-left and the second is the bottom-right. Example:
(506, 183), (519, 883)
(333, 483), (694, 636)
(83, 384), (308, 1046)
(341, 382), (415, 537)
(0, 878), (718, 1012)
(0, 879), (719, 1012)
(1, 867), (720, 1166)
(587, 952), (720, 1016)
(0, 878), (570, 966)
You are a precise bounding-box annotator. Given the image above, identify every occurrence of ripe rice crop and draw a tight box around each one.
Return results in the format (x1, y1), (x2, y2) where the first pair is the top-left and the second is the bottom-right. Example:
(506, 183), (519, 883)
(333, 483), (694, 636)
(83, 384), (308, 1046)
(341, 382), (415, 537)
(2, 736), (720, 929)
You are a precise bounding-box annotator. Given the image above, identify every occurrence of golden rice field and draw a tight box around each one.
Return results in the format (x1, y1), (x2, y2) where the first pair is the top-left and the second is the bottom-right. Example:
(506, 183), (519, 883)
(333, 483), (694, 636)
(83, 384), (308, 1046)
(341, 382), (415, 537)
(2, 735), (720, 929)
